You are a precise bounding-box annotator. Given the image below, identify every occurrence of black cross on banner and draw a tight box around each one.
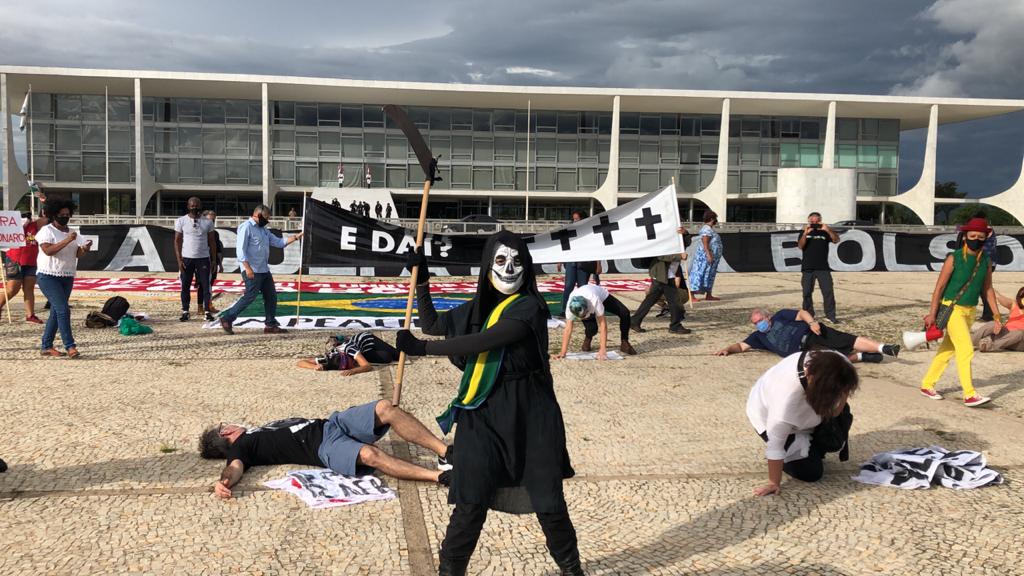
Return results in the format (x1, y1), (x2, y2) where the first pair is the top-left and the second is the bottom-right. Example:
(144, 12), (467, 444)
(592, 215), (620, 246)
(633, 208), (663, 240)
(549, 227), (578, 251)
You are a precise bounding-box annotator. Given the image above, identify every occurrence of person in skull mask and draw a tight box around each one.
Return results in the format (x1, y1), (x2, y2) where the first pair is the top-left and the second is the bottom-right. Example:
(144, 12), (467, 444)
(396, 231), (583, 576)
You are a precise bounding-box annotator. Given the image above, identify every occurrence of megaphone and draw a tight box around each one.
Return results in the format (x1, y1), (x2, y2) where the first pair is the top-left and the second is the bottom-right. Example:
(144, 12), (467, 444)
(903, 325), (944, 351)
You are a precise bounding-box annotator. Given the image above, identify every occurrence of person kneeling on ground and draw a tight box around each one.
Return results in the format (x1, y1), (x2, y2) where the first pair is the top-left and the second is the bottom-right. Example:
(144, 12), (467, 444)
(554, 284), (637, 359)
(749, 349), (858, 495)
(970, 287), (1024, 353)
(296, 331), (400, 374)
(715, 308), (899, 363)
(199, 400), (453, 499)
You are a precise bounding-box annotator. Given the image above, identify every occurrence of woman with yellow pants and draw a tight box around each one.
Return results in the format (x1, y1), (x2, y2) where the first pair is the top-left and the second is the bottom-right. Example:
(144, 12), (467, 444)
(921, 217), (1001, 407)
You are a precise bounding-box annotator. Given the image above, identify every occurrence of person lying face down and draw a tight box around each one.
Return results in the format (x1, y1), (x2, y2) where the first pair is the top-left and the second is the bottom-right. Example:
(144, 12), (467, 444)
(199, 400), (452, 499)
(715, 307), (899, 363)
(296, 331), (400, 375)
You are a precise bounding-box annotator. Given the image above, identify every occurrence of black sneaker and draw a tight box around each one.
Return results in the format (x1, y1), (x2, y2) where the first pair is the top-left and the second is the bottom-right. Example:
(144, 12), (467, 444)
(655, 308), (670, 318)
(882, 344), (900, 358)
(0, 457), (7, 473)
(630, 323), (645, 333)
(669, 325), (692, 335)
(437, 470), (451, 487)
(826, 317), (839, 324)
(437, 445), (454, 471)
(204, 311), (216, 322)
(179, 311), (190, 322)
(861, 352), (883, 363)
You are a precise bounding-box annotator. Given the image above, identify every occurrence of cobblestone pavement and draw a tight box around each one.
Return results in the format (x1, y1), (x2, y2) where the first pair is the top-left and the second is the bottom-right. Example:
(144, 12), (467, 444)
(2, 271), (1023, 575)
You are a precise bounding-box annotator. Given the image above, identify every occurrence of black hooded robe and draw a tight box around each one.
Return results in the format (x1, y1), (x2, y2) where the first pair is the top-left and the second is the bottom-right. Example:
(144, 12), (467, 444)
(417, 231), (574, 514)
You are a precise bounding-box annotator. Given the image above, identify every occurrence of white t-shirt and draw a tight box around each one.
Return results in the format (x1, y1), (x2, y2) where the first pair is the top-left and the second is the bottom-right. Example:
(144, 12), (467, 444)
(568, 284), (609, 319)
(745, 351), (846, 462)
(667, 261), (680, 280)
(35, 224), (87, 277)
(174, 214), (214, 259)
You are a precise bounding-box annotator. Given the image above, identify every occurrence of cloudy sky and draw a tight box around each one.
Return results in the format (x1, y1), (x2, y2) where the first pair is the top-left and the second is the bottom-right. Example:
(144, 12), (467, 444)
(2, 0), (1022, 196)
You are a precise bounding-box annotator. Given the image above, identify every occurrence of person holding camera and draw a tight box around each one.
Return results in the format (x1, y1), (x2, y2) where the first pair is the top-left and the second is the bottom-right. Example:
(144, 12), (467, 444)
(799, 212), (840, 324)
(36, 200), (91, 358)
(920, 217), (1000, 407)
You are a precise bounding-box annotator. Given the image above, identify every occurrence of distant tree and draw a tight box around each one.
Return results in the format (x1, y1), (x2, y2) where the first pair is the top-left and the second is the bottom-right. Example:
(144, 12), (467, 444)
(883, 203), (923, 225)
(935, 181), (966, 198)
(948, 204), (1021, 226)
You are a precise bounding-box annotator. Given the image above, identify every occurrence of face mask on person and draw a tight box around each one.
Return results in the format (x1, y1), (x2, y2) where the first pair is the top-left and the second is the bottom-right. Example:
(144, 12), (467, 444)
(257, 215), (269, 227)
(189, 206), (201, 216)
(965, 238), (984, 251)
(488, 243), (524, 295)
(55, 215), (71, 227)
(755, 319), (770, 333)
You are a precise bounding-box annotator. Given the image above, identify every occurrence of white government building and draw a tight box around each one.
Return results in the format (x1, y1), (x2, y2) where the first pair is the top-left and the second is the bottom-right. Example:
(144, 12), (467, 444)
(3, 65), (1024, 225)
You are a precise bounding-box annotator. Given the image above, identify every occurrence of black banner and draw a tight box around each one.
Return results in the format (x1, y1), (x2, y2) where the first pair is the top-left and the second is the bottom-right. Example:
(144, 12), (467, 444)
(67, 203), (1024, 275)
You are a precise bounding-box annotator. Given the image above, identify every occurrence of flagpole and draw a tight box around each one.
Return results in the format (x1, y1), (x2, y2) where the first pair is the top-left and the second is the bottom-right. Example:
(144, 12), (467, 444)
(105, 85), (110, 217)
(525, 99), (530, 222)
(672, 176), (695, 311)
(28, 84), (34, 216)
(295, 192), (308, 326)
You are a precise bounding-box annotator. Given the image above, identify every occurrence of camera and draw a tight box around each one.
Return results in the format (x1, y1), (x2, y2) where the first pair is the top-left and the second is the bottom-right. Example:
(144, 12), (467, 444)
(810, 223), (822, 230)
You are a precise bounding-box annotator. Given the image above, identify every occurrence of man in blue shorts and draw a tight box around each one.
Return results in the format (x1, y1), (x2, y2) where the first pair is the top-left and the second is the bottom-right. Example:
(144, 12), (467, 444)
(200, 400), (452, 499)
(714, 308), (900, 363)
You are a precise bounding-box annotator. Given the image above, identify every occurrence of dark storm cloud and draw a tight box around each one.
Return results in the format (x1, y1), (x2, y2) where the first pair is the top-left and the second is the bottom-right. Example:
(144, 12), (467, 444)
(1, 0), (1021, 196)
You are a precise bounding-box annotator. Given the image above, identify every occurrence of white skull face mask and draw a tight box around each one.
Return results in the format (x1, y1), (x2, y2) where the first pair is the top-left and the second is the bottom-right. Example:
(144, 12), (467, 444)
(488, 243), (524, 295)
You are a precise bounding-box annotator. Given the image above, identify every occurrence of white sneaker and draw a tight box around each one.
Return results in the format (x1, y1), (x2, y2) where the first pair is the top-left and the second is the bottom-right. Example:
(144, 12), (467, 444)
(964, 395), (992, 407)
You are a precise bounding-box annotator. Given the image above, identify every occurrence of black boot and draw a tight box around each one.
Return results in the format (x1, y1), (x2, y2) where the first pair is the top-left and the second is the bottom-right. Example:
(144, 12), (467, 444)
(438, 557), (469, 576)
(559, 560), (585, 575)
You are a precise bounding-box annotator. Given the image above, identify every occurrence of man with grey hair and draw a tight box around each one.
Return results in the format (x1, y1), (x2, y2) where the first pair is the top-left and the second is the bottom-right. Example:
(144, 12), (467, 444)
(715, 307), (899, 363)
(218, 205), (303, 334)
(174, 197), (218, 322)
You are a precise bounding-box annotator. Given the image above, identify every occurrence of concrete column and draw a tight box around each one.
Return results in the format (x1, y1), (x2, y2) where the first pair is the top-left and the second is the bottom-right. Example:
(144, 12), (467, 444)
(591, 95), (620, 210)
(981, 152), (1024, 227)
(261, 83), (272, 208)
(694, 98), (730, 221)
(1, 74), (29, 210)
(822, 101), (836, 169)
(890, 104), (938, 225)
(134, 79), (144, 217)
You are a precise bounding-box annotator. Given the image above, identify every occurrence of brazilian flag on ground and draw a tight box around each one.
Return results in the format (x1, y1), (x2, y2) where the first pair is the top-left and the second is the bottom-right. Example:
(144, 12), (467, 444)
(227, 292), (563, 330)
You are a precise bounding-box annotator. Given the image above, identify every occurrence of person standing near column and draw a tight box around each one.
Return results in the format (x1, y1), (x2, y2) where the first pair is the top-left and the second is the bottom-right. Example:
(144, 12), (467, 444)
(174, 197), (218, 322)
(689, 210), (723, 301)
(799, 212), (839, 323)
(218, 205), (303, 335)
(202, 210), (224, 305)
(35, 200), (91, 358)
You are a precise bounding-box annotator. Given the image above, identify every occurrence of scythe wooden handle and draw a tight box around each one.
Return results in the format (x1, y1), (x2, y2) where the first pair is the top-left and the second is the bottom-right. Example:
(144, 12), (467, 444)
(393, 179), (433, 406)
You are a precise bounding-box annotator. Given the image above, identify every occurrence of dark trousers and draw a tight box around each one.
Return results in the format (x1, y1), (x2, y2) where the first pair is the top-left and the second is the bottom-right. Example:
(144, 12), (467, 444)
(583, 294), (631, 342)
(362, 336), (400, 364)
(758, 431), (824, 482)
(221, 272), (278, 327)
(440, 504), (579, 568)
(180, 257), (211, 312)
(632, 279), (683, 329)
(801, 270), (836, 320)
(980, 266), (996, 321)
(560, 264), (589, 316)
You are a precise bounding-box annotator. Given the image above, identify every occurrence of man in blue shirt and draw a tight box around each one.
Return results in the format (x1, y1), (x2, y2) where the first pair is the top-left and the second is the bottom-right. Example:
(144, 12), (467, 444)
(714, 308), (899, 363)
(219, 205), (303, 334)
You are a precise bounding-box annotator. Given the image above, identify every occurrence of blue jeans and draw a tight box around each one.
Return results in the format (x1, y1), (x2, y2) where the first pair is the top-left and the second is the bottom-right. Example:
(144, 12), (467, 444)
(37, 273), (76, 351)
(220, 272), (278, 327)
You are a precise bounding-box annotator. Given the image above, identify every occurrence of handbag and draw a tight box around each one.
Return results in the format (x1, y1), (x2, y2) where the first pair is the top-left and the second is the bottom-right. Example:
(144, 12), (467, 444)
(2, 253), (21, 278)
(935, 251), (984, 330)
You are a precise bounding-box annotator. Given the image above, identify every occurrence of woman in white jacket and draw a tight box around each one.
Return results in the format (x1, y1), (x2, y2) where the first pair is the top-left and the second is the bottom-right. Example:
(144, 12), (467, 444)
(747, 349), (859, 496)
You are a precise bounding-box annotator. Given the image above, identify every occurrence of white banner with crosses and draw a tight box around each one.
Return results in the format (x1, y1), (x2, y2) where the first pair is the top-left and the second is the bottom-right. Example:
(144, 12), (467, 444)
(528, 185), (684, 264)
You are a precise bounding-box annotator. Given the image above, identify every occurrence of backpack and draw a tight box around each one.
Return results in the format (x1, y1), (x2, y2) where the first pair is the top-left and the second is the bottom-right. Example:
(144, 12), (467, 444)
(101, 296), (130, 322)
(797, 351), (853, 462)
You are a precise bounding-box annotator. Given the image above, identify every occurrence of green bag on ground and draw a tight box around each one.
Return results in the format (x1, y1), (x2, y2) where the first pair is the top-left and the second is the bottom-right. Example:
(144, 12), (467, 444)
(118, 317), (153, 336)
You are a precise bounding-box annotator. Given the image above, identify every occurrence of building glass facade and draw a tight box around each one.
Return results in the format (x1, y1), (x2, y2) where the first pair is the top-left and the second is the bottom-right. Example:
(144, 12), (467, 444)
(20, 91), (899, 219)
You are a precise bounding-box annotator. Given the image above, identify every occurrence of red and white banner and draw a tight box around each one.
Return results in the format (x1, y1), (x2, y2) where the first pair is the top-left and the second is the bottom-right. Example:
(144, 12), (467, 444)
(72, 277), (650, 295)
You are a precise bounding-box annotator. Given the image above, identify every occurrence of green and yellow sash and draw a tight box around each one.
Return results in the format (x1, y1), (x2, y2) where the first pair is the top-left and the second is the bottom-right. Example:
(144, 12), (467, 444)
(436, 293), (521, 434)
